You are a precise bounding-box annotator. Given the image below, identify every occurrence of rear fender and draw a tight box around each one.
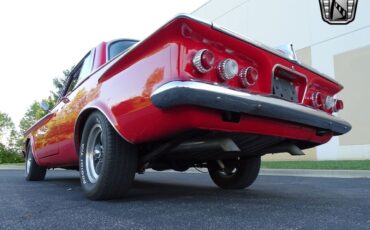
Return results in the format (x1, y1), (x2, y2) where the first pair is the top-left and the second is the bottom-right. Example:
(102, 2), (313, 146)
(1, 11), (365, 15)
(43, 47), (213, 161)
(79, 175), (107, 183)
(74, 101), (132, 154)
(24, 136), (43, 166)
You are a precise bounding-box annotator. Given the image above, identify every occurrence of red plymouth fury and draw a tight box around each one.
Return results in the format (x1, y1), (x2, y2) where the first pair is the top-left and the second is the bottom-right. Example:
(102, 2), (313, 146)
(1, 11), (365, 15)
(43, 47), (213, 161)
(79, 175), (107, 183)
(24, 14), (351, 200)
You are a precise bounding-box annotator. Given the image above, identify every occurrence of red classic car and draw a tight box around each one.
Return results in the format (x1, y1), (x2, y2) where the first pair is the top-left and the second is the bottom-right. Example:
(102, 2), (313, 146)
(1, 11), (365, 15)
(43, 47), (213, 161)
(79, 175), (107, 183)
(24, 14), (351, 200)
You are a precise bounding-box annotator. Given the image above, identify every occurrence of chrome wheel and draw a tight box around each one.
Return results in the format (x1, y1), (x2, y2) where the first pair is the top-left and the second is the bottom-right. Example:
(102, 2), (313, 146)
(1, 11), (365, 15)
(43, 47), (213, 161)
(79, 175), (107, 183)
(85, 124), (104, 183)
(216, 160), (238, 177)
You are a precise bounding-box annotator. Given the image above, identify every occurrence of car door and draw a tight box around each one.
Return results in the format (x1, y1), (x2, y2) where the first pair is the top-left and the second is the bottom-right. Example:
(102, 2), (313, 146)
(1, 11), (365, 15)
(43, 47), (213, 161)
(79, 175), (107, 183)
(55, 51), (94, 165)
(32, 102), (64, 159)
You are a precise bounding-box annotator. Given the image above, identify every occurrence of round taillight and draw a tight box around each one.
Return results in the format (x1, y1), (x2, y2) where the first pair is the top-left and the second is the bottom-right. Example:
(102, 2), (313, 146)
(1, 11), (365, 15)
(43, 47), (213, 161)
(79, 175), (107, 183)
(192, 49), (215, 73)
(239, 67), (258, 87)
(217, 58), (238, 81)
(311, 92), (323, 108)
(333, 99), (344, 112)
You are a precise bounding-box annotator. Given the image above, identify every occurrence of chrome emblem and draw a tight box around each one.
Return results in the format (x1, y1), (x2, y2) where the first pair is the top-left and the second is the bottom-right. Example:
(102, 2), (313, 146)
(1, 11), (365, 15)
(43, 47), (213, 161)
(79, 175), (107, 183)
(319, 0), (358, 25)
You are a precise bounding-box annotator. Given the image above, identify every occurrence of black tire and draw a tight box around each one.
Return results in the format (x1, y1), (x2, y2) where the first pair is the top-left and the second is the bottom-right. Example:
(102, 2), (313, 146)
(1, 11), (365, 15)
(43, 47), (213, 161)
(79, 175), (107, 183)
(25, 143), (46, 181)
(79, 111), (138, 200)
(207, 156), (261, 189)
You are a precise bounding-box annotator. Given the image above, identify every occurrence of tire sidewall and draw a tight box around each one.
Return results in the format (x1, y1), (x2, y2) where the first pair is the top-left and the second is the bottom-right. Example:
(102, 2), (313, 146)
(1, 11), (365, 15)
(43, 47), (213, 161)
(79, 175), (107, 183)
(25, 145), (33, 179)
(25, 142), (46, 181)
(208, 156), (261, 189)
(79, 113), (105, 196)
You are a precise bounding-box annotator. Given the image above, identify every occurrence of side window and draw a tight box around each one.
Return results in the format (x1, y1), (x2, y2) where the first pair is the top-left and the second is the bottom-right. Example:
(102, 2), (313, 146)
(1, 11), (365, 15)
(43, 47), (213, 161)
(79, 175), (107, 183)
(65, 52), (93, 95)
(75, 52), (93, 86)
(108, 40), (137, 61)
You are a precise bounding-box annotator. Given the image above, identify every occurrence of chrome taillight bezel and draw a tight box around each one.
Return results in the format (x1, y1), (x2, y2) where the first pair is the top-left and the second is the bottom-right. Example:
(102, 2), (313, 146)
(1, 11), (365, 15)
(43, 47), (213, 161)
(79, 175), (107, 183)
(192, 49), (215, 74)
(239, 67), (258, 87)
(324, 96), (335, 110)
(217, 58), (239, 81)
(333, 99), (344, 112)
(311, 92), (323, 108)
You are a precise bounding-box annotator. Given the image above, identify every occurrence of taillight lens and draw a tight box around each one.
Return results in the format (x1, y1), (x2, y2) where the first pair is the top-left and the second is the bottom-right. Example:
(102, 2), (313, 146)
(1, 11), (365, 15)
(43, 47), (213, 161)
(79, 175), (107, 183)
(192, 49), (215, 73)
(333, 99), (344, 112)
(239, 67), (258, 87)
(218, 59), (238, 81)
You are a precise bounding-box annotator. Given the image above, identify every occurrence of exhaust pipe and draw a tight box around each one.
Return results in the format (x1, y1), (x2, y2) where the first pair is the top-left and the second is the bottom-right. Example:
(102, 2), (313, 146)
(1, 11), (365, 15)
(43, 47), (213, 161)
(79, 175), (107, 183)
(261, 143), (305, 156)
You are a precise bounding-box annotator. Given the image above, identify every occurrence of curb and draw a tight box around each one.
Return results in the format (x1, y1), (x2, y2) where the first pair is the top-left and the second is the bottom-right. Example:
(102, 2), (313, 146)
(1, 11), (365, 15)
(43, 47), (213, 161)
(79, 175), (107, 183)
(147, 168), (370, 178)
(0, 165), (69, 171)
(0, 165), (24, 170)
(259, 169), (370, 178)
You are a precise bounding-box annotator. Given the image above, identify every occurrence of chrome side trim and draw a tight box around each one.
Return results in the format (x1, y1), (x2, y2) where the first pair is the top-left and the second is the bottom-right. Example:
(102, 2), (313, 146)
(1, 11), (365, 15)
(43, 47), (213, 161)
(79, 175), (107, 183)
(23, 112), (56, 137)
(151, 81), (351, 135)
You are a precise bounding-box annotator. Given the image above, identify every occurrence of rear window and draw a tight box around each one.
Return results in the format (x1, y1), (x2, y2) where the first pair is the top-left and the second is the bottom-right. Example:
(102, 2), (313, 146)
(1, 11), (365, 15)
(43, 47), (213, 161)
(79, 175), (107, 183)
(108, 40), (138, 60)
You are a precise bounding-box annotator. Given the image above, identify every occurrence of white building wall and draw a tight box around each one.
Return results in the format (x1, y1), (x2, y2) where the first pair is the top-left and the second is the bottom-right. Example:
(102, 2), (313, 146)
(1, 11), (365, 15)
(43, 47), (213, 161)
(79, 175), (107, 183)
(193, 0), (370, 160)
(194, 0), (369, 49)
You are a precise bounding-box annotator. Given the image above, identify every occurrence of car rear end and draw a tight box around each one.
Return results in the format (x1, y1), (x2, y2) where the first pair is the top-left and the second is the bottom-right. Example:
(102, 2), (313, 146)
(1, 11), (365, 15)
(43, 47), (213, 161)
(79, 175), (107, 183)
(147, 15), (351, 159)
(74, 15), (353, 196)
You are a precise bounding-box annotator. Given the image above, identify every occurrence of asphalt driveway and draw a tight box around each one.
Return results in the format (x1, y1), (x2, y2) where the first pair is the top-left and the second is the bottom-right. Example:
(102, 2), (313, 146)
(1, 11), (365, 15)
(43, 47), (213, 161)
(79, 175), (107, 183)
(0, 169), (369, 230)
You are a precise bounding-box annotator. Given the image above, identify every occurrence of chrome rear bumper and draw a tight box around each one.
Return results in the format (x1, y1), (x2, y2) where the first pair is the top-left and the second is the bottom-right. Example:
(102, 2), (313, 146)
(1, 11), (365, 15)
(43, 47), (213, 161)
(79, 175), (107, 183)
(151, 81), (351, 135)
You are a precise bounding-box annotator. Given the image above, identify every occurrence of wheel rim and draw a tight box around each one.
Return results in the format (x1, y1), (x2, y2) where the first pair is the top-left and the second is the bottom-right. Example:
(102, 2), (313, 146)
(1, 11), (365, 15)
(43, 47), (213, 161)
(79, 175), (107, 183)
(216, 160), (239, 177)
(85, 124), (104, 183)
(25, 149), (32, 176)
(219, 166), (237, 177)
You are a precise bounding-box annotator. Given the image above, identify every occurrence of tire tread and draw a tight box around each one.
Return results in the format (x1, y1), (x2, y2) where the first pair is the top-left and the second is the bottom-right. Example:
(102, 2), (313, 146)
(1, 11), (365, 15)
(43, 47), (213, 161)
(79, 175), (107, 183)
(208, 156), (261, 189)
(25, 144), (46, 181)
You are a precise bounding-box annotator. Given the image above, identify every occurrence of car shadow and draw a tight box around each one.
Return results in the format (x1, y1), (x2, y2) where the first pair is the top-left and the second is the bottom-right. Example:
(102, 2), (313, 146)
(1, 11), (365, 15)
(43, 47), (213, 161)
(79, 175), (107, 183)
(127, 180), (254, 200)
(41, 171), (285, 202)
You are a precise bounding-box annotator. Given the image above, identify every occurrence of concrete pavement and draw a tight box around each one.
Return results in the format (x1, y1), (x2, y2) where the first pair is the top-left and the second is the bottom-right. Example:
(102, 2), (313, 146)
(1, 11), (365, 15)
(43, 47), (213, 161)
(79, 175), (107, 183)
(1, 170), (370, 230)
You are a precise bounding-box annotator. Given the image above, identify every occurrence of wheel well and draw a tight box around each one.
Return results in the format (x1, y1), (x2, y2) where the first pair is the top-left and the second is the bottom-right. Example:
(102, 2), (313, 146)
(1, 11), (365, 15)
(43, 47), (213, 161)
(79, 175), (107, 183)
(23, 138), (31, 158)
(74, 108), (131, 155)
(74, 108), (99, 154)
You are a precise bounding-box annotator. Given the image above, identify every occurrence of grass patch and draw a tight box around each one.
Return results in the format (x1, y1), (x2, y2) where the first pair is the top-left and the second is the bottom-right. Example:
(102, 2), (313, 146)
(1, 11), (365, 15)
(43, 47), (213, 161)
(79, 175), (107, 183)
(261, 160), (370, 170)
(0, 152), (24, 164)
(0, 144), (24, 164)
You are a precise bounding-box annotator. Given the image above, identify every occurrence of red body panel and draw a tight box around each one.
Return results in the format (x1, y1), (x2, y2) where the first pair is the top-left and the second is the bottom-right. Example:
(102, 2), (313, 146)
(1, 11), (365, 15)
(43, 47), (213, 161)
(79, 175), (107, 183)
(25, 15), (346, 168)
